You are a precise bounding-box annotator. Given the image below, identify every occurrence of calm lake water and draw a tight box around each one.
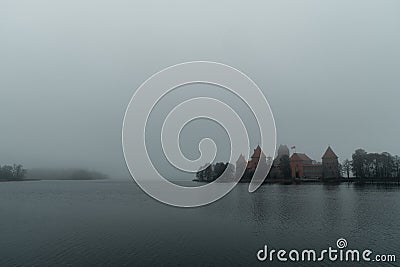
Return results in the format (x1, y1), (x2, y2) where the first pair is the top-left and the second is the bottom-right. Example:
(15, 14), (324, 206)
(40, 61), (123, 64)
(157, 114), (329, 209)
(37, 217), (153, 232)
(0, 180), (399, 266)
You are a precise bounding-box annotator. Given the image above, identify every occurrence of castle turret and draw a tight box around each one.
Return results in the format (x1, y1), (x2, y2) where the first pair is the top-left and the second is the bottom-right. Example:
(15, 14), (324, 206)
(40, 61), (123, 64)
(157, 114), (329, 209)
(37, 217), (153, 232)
(273, 144), (290, 166)
(235, 154), (247, 179)
(249, 145), (266, 167)
(277, 145), (290, 158)
(322, 146), (339, 180)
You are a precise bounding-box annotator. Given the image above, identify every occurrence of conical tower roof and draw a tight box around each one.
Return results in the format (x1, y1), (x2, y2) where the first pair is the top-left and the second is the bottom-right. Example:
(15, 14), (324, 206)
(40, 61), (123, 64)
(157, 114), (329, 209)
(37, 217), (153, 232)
(322, 146), (338, 159)
(236, 154), (246, 163)
(251, 145), (266, 158)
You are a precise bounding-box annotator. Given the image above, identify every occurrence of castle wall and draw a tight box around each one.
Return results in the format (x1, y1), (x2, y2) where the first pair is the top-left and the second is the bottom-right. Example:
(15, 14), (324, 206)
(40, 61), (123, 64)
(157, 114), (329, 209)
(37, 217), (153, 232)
(303, 164), (323, 179)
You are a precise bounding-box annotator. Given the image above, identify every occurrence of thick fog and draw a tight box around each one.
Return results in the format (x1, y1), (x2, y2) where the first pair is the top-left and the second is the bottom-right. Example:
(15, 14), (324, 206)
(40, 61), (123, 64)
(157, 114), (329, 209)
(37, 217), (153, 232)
(1, 0), (399, 178)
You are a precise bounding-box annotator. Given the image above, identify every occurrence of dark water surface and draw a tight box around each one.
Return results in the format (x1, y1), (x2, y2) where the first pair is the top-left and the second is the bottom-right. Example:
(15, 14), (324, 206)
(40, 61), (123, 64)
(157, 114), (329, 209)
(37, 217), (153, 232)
(0, 180), (399, 266)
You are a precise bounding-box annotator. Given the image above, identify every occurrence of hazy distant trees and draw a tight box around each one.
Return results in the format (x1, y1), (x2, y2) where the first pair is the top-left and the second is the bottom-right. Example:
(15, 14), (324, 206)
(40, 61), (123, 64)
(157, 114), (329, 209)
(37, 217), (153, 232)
(351, 149), (400, 181)
(196, 162), (235, 182)
(27, 168), (108, 180)
(395, 156), (400, 179)
(0, 164), (26, 181)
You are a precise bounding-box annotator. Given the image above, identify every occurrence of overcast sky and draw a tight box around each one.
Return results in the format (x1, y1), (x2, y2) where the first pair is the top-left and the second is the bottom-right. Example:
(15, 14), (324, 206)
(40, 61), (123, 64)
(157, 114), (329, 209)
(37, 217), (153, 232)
(1, 0), (399, 178)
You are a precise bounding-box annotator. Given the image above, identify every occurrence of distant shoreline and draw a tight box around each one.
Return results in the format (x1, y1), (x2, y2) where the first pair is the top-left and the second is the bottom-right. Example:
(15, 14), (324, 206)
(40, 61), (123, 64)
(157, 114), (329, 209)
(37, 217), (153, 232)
(26, 168), (108, 181)
(0, 177), (108, 182)
(0, 178), (40, 183)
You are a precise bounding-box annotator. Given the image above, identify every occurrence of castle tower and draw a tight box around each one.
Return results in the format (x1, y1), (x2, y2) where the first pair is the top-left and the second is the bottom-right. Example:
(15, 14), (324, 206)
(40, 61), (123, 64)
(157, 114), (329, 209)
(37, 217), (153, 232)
(277, 144), (290, 158)
(273, 144), (290, 166)
(235, 154), (247, 179)
(322, 146), (339, 179)
(252, 145), (266, 160)
(247, 145), (266, 170)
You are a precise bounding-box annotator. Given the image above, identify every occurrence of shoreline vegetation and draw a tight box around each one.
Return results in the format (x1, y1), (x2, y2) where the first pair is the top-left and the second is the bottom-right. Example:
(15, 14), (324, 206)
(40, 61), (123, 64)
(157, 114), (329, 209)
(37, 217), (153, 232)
(0, 164), (26, 182)
(0, 164), (108, 182)
(193, 177), (400, 185)
(194, 148), (400, 186)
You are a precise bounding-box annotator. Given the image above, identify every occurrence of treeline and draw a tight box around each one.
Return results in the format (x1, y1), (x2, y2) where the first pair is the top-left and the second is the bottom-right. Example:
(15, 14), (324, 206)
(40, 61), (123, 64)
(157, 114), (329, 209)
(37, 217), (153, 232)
(195, 162), (235, 182)
(342, 149), (400, 181)
(0, 164), (27, 181)
(27, 168), (108, 181)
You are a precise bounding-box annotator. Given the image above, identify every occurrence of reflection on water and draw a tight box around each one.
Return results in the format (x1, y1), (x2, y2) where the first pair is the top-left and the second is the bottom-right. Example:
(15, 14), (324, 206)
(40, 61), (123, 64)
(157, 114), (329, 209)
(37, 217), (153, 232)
(0, 180), (399, 266)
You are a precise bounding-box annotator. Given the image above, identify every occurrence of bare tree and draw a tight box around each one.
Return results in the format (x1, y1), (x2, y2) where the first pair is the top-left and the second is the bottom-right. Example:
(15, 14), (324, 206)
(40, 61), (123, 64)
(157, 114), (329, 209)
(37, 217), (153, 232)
(342, 159), (352, 179)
